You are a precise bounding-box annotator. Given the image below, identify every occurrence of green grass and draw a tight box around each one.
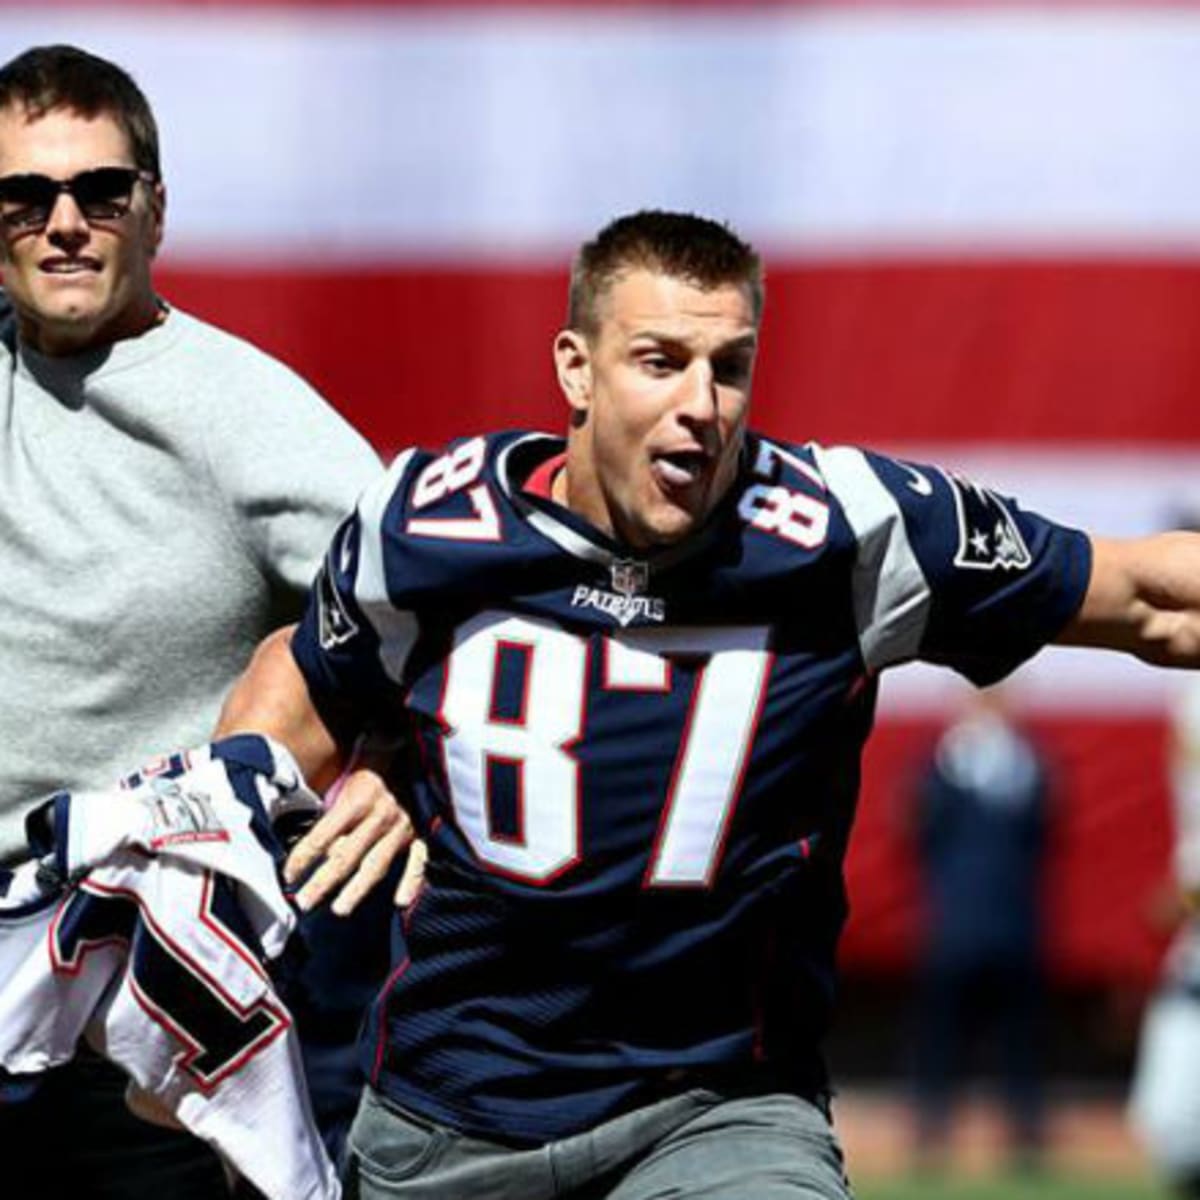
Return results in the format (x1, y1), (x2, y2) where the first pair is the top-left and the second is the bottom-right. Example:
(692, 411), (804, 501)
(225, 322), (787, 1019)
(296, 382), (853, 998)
(855, 1170), (1173, 1200)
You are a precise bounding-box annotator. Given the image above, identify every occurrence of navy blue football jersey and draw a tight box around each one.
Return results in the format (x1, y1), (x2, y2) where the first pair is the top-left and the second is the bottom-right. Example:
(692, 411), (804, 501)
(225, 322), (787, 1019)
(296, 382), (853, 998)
(291, 430), (1091, 1144)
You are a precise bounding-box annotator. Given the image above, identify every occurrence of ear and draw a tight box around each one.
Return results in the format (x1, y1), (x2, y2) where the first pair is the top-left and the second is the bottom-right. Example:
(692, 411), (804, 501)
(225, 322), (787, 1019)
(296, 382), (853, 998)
(146, 180), (166, 258)
(553, 329), (592, 417)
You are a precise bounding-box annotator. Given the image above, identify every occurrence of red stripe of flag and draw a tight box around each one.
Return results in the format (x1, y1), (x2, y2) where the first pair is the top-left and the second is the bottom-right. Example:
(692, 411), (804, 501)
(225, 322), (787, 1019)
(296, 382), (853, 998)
(158, 260), (1200, 454)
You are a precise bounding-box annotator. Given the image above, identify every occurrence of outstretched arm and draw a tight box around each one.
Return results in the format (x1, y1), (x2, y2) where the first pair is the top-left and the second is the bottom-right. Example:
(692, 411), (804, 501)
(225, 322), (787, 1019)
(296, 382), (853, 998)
(216, 626), (417, 913)
(1057, 533), (1200, 666)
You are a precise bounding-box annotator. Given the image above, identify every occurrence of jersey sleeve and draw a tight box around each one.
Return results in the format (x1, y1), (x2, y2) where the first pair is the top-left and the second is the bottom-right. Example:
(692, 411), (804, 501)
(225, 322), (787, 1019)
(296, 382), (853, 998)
(291, 450), (421, 752)
(813, 444), (1092, 685)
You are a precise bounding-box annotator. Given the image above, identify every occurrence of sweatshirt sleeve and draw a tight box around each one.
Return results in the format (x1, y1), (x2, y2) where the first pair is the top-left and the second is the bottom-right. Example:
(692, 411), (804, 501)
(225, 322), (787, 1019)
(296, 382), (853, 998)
(191, 322), (383, 599)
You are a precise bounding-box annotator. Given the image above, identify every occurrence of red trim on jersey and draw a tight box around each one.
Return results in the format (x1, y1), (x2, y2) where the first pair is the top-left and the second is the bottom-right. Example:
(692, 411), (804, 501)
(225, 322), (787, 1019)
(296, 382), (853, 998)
(372, 955), (413, 1086)
(483, 755), (528, 847)
(642, 649), (776, 890)
(406, 482), (503, 542)
(641, 668), (708, 892)
(600, 639), (673, 695)
(522, 452), (567, 501)
(51, 875), (290, 1092)
(487, 640), (533, 726)
(197, 870), (269, 981)
(48, 891), (130, 974)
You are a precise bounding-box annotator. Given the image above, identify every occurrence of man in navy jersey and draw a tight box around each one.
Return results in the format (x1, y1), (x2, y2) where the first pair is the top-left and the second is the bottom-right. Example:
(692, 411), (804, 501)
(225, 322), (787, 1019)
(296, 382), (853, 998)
(220, 210), (1200, 1198)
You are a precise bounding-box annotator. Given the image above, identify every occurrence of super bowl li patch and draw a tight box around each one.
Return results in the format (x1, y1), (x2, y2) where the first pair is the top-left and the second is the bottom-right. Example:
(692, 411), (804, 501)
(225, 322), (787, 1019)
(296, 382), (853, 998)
(141, 776), (229, 848)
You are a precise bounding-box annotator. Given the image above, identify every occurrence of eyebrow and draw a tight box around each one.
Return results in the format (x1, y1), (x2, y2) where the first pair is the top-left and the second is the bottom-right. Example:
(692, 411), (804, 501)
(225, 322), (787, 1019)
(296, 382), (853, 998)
(631, 331), (758, 354)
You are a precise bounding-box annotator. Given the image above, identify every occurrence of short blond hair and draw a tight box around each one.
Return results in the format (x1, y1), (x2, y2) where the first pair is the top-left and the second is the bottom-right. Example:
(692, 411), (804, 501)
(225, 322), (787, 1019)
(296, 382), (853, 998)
(567, 210), (764, 338)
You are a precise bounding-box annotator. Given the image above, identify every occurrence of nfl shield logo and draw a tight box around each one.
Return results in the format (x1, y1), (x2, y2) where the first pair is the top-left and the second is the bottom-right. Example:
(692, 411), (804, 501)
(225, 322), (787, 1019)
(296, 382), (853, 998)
(610, 559), (649, 597)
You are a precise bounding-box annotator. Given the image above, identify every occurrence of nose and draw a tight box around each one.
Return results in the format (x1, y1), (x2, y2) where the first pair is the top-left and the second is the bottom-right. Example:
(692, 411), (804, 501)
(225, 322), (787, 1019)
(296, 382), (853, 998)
(44, 191), (90, 248)
(676, 360), (718, 424)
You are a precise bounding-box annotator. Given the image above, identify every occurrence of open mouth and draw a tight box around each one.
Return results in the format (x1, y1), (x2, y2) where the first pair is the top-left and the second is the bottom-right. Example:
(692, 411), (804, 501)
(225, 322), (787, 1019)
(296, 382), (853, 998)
(39, 258), (102, 276)
(652, 448), (710, 490)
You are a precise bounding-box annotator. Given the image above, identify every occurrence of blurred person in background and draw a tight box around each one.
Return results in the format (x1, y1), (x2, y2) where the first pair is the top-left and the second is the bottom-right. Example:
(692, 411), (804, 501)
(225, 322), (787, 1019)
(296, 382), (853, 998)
(907, 685), (1053, 1172)
(0, 43), (382, 1197)
(1129, 670), (1200, 1198)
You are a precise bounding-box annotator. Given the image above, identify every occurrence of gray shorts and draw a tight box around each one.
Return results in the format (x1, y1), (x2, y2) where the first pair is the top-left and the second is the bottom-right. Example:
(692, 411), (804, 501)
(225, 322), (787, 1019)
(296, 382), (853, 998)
(345, 1086), (854, 1199)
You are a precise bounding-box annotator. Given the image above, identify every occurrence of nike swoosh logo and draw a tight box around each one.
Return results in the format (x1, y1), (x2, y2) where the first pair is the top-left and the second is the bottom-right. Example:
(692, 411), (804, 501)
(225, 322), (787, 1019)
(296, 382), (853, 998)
(900, 464), (933, 496)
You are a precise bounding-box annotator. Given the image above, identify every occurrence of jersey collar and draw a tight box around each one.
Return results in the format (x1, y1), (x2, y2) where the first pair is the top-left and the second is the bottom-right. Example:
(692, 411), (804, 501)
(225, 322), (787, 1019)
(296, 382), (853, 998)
(496, 432), (745, 589)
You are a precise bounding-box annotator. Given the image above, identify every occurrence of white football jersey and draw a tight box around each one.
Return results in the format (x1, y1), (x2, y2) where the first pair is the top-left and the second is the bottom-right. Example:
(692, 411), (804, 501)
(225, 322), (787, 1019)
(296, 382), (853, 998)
(0, 735), (340, 1200)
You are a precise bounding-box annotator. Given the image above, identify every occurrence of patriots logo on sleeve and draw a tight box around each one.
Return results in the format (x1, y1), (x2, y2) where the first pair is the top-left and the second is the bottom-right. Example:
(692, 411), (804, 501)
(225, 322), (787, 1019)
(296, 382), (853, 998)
(946, 473), (1032, 571)
(316, 528), (360, 651)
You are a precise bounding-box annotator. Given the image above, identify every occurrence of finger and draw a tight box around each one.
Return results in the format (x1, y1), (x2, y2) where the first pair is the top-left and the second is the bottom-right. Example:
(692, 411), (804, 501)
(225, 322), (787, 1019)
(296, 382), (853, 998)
(294, 826), (375, 910)
(293, 847), (343, 911)
(332, 823), (412, 916)
(285, 780), (387, 883)
(284, 802), (361, 884)
(331, 807), (396, 875)
(295, 803), (401, 910)
(395, 839), (428, 909)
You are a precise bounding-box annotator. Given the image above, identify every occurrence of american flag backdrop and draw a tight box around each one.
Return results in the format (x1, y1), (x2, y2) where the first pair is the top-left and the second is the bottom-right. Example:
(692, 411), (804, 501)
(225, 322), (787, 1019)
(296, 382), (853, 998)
(6, 0), (1200, 983)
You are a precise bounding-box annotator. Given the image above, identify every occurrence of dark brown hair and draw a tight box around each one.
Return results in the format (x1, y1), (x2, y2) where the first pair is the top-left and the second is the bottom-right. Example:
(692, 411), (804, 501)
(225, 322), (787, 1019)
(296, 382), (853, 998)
(567, 210), (763, 337)
(0, 45), (160, 178)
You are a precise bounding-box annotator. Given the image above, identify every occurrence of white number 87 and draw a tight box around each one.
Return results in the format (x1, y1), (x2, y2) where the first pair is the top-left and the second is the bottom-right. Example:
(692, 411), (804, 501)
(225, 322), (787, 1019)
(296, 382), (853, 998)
(438, 612), (772, 887)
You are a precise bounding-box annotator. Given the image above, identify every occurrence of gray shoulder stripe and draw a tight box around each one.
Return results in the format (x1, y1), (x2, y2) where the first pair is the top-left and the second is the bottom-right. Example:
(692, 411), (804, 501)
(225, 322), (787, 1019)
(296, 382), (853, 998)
(355, 448), (419, 684)
(812, 444), (931, 673)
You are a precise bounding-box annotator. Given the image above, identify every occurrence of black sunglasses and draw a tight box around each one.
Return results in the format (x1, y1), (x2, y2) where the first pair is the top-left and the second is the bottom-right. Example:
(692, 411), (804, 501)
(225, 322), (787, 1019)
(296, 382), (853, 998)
(0, 166), (156, 231)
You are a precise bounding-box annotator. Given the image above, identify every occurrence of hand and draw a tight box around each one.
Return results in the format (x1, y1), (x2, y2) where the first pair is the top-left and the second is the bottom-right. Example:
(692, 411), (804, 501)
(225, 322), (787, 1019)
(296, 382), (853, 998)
(283, 762), (422, 915)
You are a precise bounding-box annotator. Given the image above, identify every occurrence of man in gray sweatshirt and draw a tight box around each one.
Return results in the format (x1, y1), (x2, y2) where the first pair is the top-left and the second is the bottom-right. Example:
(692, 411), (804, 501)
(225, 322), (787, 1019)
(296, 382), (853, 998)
(0, 44), (382, 1196)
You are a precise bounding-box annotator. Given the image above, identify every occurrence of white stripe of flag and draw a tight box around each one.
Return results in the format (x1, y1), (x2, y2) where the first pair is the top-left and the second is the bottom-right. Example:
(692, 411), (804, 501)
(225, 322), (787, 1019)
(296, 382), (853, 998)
(4, 7), (1200, 260)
